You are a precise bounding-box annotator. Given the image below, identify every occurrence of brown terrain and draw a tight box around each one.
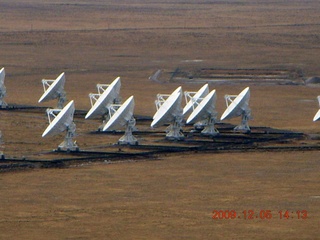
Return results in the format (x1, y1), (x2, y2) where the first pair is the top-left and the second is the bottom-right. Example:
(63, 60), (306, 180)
(0, 0), (319, 239)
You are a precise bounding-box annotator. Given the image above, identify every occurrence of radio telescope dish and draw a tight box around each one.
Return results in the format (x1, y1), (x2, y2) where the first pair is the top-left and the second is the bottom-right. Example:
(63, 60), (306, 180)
(0, 68), (8, 108)
(220, 87), (251, 133)
(151, 86), (184, 140)
(313, 110), (320, 122)
(187, 89), (219, 136)
(0, 131), (4, 159)
(42, 100), (79, 151)
(103, 96), (138, 145)
(313, 96), (320, 121)
(38, 72), (66, 109)
(183, 84), (209, 116)
(85, 77), (121, 130)
(149, 69), (162, 83)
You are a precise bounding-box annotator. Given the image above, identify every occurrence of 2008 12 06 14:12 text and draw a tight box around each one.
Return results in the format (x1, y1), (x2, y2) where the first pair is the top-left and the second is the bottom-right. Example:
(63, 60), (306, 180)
(212, 210), (308, 220)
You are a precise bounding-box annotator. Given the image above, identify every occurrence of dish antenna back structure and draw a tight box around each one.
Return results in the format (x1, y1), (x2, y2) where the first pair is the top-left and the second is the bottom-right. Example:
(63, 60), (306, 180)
(313, 96), (320, 122)
(85, 77), (121, 130)
(0, 68), (7, 108)
(38, 72), (66, 109)
(151, 86), (184, 140)
(42, 100), (79, 151)
(103, 96), (138, 145)
(187, 89), (219, 136)
(220, 87), (252, 133)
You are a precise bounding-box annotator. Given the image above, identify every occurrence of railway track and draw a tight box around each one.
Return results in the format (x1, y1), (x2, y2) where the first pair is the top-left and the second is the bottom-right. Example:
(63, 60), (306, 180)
(0, 105), (317, 172)
(0, 129), (316, 172)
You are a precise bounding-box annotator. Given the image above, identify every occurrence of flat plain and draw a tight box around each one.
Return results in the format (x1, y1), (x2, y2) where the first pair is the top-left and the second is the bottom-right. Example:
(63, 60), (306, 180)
(0, 0), (319, 239)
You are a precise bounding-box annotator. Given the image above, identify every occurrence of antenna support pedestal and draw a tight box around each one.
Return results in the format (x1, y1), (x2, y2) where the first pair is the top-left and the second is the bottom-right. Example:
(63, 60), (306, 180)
(0, 101), (7, 108)
(98, 113), (110, 131)
(118, 118), (138, 145)
(0, 147), (4, 159)
(0, 87), (7, 108)
(57, 123), (79, 151)
(57, 91), (66, 109)
(193, 120), (207, 130)
(234, 111), (251, 133)
(201, 115), (219, 136)
(0, 131), (4, 159)
(166, 116), (184, 140)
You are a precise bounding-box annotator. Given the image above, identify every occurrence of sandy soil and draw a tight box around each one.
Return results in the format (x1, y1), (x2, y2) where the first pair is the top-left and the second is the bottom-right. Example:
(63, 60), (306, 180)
(0, 0), (319, 239)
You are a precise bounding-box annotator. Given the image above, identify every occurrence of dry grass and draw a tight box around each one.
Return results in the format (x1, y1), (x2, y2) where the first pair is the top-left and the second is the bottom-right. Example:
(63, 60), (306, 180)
(1, 152), (319, 239)
(0, 0), (320, 239)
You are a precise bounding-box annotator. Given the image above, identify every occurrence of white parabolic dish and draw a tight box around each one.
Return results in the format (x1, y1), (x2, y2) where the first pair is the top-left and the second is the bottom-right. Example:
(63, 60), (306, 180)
(85, 77), (121, 119)
(38, 72), (66, 103)
(313, 109), (320, 122)
(187, 90), (217, 124)
(103, 96), (134, 131)
(42, 100), (75, 137)
(313, 96), (320, 121)
(220, 87), (250, 121)
(151, 87), (182, 128)
(0, 68), (5, 86)
(183, 83), (209, 116)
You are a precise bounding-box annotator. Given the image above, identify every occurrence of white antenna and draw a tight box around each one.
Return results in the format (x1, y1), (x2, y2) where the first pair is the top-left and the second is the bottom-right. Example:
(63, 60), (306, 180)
(183, 83), (209, 116)
(220, 87), (251, 133)
(0, 131), (4, 159)
(42, 100), (79, 151)
(0, 68), (8, 108)
(151, 86), (184, 140)
(313, 95), (320, 121)
(85, 77), (121, 130)
(38, 72), (66, 109)
(187, 89), (219, 136)
(103, 96), (138, 145)
(149, 69), (162, 83)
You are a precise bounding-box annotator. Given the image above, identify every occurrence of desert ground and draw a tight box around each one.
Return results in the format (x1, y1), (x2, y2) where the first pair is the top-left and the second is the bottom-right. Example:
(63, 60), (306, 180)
(0, 0), (319, 239)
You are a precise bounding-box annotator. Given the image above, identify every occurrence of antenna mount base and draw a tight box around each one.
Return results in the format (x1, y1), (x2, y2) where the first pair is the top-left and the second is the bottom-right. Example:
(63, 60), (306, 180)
(234, 110), (251, 133)
(57, 123), (79, 151)
(166, 115), (185, 140)
(118, 118), (138, 145)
